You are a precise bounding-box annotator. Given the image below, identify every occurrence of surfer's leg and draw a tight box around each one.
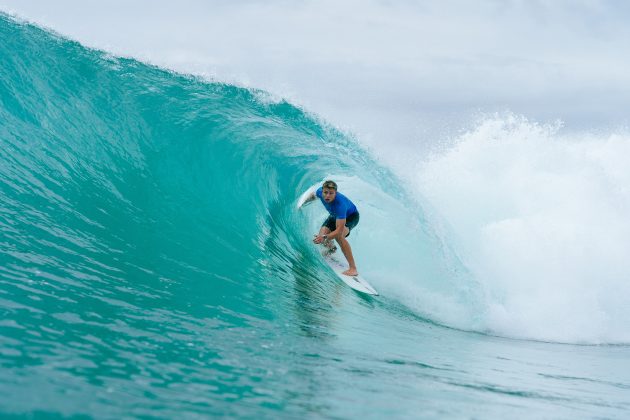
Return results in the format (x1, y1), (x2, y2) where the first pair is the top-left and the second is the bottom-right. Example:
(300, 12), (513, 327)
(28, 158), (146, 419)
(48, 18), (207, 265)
(344, 212), (359, 238)
(316, 227), (337, 254)
(335, 235), (358, 276)
(319, 217), (338, 253)
(319, 216), (335, 238)
(318, 226), (331, 236)
(323, 237), (337, 255)
(317, 226), (334, 246)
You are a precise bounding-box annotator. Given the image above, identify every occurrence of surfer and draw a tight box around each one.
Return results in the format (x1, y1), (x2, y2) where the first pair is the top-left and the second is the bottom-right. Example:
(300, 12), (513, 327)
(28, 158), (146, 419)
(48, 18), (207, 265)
(302, 180), (360, 276)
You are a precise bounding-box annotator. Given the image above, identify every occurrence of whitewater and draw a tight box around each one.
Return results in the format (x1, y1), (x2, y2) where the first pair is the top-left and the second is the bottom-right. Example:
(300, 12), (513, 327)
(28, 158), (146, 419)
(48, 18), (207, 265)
(1, 2), (630, 418)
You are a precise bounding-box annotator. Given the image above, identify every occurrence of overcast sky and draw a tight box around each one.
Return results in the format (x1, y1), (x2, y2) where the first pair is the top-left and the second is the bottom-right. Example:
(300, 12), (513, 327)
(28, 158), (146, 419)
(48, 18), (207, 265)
(2, 0), (630, 155)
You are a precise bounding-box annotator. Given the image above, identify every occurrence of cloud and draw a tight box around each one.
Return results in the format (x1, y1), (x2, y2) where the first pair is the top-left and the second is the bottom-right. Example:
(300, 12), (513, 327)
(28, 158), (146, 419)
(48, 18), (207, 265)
(2, 0), (630, 149)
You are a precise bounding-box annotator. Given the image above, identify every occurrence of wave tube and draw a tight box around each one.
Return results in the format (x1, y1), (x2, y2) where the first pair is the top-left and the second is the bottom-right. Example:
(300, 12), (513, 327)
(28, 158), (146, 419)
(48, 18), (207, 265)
(0, 14), (475, 344)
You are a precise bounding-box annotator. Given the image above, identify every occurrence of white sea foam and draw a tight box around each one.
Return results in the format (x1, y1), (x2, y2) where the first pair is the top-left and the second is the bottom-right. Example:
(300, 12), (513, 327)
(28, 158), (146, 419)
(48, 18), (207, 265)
(416, 114), (630, 343)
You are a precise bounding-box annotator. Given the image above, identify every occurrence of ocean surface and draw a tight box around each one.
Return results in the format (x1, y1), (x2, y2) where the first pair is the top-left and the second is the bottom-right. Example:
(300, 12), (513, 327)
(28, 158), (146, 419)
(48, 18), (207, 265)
(1, 13), (630, 418)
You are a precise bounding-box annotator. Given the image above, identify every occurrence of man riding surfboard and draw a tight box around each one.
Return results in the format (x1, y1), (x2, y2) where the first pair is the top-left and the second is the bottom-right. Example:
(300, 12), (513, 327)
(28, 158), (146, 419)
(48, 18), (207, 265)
(302, 180), (360, 276)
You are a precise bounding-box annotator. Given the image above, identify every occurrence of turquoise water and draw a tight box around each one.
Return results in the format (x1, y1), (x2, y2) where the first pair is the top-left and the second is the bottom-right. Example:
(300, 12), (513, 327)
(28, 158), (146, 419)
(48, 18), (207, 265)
(1, 15), (630, 418)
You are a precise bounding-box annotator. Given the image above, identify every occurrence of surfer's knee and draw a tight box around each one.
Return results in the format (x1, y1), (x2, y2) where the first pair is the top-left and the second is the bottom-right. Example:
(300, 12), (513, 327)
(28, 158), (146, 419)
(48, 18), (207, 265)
(337, 228), (349, 240)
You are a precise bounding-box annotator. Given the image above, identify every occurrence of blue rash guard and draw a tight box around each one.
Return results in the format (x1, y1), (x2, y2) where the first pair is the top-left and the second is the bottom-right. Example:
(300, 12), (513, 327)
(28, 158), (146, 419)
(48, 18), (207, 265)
(316, 187), (358, 219)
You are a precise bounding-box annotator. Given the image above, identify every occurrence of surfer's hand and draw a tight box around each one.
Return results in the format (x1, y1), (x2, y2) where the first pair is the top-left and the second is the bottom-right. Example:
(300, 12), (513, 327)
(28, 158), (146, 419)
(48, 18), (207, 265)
(313, 234), (324, 244)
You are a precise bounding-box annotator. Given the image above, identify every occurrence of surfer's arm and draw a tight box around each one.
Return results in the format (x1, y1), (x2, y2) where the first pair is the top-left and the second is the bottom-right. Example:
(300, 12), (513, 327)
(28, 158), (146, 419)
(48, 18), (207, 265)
(303, 192), (316, 204)
(298, 191), (317, 209)
(325, 218), (346, 240)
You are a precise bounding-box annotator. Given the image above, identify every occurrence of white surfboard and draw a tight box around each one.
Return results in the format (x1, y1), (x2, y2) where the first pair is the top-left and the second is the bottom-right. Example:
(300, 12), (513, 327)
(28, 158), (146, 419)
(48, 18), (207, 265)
(323, 252), (379, 295)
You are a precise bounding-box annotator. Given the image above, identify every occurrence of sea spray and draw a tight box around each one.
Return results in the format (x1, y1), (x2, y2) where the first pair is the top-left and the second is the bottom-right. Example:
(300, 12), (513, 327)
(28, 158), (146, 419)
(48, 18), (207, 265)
(417, 114), (630, 343)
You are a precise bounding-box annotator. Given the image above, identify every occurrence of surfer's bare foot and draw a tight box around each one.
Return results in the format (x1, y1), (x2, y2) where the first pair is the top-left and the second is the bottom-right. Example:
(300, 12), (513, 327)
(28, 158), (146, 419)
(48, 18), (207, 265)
(342, 268), (358, 276)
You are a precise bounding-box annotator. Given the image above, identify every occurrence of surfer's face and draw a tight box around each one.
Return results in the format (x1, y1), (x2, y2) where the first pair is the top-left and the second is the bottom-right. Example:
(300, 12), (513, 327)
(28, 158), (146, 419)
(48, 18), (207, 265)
(322, 187), (336, 203)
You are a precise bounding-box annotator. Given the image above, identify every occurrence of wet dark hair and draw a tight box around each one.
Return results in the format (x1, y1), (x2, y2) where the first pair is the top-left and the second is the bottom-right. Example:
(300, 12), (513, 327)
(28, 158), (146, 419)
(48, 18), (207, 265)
(322, 180), (337, 190)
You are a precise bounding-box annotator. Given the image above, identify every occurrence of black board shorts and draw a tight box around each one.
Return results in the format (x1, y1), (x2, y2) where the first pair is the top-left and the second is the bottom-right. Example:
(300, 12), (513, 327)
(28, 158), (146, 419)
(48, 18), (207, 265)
(321, 212), (360, 237)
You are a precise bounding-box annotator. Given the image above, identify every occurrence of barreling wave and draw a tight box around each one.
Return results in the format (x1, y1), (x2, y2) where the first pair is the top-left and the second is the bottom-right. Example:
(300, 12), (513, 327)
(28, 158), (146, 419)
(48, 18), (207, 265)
(0, 10), (476, 359)
(3, 13), (628, 351)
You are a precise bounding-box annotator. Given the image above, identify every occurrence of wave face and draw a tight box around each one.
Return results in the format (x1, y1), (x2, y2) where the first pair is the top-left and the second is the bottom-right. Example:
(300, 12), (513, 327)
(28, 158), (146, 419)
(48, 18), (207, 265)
(0, 16), (486, 417)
